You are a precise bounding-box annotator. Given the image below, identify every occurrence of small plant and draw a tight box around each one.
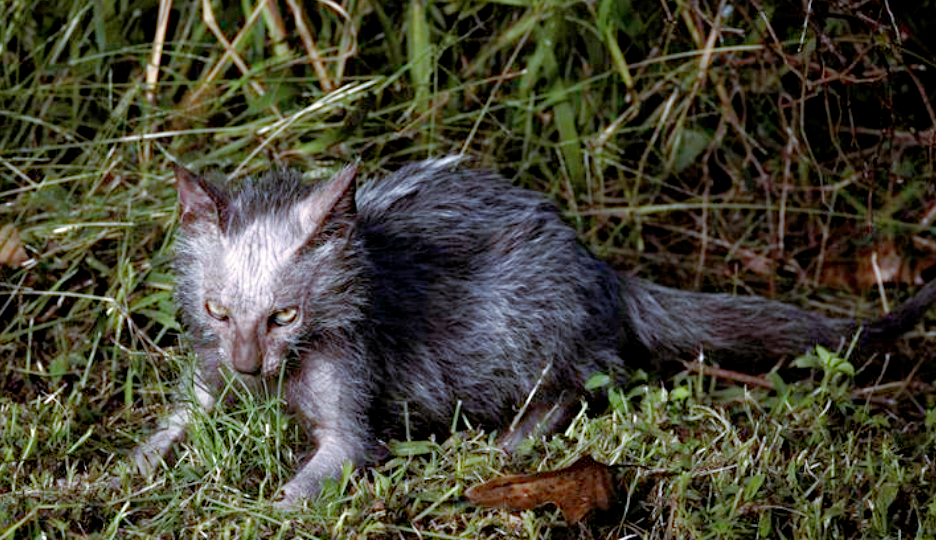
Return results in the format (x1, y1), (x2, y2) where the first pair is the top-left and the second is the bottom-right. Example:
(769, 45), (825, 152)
(792, 345), (857, 404)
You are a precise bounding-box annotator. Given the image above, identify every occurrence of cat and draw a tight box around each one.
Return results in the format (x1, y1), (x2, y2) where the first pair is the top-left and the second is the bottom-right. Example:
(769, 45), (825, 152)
(133, 157), (936, 508)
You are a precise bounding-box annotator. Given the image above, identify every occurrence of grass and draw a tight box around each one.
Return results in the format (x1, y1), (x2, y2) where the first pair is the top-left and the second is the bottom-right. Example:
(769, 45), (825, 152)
(2, 0), (936, 538)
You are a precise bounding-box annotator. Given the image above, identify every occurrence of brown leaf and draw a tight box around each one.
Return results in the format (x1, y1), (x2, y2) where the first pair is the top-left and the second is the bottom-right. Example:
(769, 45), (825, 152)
(0, 223), (28, 267)
(465, 455), (613, 523)
(820, 237), (936, 292)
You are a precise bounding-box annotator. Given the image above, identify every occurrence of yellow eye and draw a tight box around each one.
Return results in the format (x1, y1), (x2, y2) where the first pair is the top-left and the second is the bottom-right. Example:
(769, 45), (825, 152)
(205, 300), (229, 321)
(271, 307), (298, 326)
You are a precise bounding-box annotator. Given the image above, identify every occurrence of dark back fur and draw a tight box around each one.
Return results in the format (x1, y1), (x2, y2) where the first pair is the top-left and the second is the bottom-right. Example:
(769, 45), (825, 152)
(354, 162), (623, 433)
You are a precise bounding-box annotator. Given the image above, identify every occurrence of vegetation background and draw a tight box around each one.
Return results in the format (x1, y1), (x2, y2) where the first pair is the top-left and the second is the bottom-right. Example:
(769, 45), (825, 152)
(2, 0), (936, 537)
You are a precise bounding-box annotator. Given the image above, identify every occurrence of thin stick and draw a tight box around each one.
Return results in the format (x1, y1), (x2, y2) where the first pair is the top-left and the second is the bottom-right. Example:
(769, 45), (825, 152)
(145, 0), (173, 105)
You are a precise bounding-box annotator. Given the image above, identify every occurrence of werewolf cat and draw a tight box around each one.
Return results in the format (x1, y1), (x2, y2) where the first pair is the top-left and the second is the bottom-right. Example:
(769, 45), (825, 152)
(134, 157), (936, 507)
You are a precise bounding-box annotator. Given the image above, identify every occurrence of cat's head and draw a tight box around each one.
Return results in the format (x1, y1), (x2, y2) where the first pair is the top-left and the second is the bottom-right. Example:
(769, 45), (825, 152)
(172, 163), (361, 379)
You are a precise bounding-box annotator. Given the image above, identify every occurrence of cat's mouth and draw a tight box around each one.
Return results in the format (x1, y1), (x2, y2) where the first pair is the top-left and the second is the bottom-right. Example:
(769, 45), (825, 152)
(215, 364), (271, 398)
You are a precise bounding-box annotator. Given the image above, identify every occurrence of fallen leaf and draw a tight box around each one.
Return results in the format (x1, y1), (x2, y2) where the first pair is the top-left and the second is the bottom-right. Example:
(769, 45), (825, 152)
(820, 237), (936, 292)
(0, 223), (28, 267)
(465, 455), (612, 523)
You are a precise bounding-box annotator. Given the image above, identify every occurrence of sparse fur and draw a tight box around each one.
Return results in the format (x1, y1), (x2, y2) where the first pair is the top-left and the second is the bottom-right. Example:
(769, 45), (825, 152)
(134, 158), (936, 507)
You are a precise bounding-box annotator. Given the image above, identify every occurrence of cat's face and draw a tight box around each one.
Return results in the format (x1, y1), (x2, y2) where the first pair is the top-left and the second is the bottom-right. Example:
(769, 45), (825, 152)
(172, 164), (358, 379)
(198, 212), (309, 377)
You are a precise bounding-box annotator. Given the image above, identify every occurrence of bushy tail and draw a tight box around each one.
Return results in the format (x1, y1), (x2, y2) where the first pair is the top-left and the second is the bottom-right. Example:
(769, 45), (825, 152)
(620, 276), (936, 370)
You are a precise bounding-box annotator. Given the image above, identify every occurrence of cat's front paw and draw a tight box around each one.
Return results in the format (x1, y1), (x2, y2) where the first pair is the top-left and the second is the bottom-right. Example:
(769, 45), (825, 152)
(272, 479), (315, 510)
(131, 443), (162, 478)
(132, 427), (184, 478)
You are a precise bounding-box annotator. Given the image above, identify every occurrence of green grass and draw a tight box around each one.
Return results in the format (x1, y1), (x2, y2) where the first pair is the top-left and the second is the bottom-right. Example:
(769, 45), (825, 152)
(2, 0), (936, 538)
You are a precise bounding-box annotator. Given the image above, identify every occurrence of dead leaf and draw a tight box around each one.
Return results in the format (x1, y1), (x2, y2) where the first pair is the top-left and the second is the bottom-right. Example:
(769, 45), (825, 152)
(465, 455), (613, 523)
(820, 237), (936, 292)
(0, 223), (28, 267)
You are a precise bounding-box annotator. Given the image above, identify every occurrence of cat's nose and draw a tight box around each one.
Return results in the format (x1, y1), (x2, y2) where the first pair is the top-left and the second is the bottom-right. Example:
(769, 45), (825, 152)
(233, 355), (261, 375)
(231, 332), (262, 375)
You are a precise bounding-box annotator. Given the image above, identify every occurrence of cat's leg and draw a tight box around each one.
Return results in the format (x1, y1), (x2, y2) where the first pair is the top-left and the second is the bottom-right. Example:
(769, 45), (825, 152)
(133, 371), (217, 476)
(275, 358), (374, 508)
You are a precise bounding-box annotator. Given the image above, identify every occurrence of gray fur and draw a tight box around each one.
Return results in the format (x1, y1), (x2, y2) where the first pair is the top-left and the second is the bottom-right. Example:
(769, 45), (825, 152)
(134, 159), (936, 507)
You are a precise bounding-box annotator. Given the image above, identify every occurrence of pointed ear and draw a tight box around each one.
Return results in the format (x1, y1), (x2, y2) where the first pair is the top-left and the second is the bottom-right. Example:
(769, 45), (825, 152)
(295, 163), (359, 237)
(173, 164), (226, 227)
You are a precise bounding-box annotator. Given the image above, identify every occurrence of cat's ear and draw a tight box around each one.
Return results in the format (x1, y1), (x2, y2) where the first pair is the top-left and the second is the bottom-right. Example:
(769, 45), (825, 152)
(173, 164), (228, 227)
(295, 162), (358, 237)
